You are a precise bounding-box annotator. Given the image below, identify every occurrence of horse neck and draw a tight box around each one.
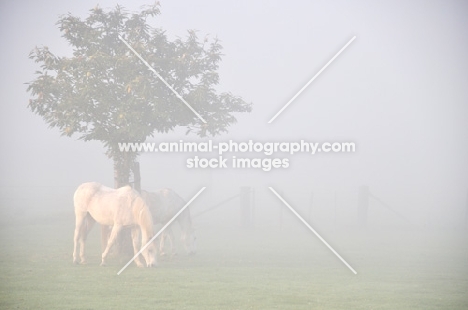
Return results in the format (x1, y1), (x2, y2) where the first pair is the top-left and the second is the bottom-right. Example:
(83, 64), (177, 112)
(142, 214), (154, 239)
(177, 209), (192, 234)
(135, 200), (154, 241)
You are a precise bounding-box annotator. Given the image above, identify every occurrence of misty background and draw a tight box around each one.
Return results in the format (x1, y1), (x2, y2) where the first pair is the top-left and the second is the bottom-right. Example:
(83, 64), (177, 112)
(1, 0), (467, 231)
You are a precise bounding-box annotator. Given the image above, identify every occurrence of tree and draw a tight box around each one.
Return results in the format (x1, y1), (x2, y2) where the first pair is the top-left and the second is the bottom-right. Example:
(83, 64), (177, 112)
(27, 4), (251, 188)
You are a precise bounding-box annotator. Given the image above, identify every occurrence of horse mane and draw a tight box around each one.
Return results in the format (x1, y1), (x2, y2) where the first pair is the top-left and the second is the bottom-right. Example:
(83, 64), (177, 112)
(131, 195), (154, 237)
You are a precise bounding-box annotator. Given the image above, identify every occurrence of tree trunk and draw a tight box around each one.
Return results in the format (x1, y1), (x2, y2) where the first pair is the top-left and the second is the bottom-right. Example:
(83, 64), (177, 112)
(105, 152), (134, 257)
(132, 161), (141, 193)
(114, 151), (132, 189)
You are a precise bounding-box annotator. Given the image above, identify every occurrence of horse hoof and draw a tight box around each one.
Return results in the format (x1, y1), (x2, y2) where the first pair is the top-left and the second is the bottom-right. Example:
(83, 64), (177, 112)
(100, 262), (107, 267)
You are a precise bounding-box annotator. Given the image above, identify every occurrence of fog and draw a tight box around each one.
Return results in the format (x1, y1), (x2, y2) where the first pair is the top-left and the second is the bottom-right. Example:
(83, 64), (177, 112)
(0, 0), (467, 308)
(1, 0), (466, 225)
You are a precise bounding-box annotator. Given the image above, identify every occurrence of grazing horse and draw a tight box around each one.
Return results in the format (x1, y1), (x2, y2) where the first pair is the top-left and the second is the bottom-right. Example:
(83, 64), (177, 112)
(73, 182), (157, 267)
(141, 188), (197, 256)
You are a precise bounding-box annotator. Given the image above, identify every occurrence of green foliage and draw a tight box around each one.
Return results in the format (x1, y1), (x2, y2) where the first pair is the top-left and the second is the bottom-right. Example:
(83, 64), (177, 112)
(26, 3), (251, 161)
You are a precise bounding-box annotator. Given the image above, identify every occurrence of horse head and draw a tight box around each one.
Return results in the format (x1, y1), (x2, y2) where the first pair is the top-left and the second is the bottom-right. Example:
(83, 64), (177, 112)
(142, 241), (158, 267)
(181, 228), (197, 255)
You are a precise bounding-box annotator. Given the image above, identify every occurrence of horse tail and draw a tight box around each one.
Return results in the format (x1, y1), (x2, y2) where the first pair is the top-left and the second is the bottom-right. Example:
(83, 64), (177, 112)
(74, 182), (101, 213)
(83, 212), (96, 231)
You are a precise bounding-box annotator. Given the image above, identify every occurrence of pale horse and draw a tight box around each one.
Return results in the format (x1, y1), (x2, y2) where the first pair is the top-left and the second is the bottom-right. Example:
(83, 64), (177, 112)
(141, 188), (197, 256)
(73, 182), (157, 267)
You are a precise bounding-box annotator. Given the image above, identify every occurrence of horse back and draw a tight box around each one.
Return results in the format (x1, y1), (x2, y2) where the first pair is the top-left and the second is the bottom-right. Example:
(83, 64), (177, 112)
(74, 182), (136, 226)
(142, 188), (188, 225)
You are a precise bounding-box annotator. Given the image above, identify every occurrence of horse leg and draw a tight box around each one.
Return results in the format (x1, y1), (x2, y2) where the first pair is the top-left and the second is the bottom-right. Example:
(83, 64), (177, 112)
(166, 228), (176, 257)
(73, 212), (87, 264)
(159, 231), (166, 256)
(101, 225), (111, 253)
(101, 225), (123, 266)
(130, 227), (144, 267)
(78, 214), (96, 264)
(159, 228), (175, 258)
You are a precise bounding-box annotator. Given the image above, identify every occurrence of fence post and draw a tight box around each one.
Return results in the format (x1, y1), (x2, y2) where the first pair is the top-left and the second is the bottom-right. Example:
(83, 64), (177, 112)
(358, 186), (369, 228)
(308, 191), (314, 223)
(465, 189), (468, 229)
(278, 189), (284, 230)
(334, 191), (337, 228)
(240, 187), (252, 228)
(251, 187), (256, 228)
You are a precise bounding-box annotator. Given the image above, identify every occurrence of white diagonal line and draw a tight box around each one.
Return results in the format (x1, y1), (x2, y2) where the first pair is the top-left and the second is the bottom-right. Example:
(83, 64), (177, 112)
(117, 187), (206, 275)
(268, 36), (356, 124)
(268, 187), (357, 275)
(118, 35), (207, 124)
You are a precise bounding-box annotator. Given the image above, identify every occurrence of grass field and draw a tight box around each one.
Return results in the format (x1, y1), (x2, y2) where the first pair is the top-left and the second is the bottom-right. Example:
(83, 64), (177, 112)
(0, 209), (467, 309)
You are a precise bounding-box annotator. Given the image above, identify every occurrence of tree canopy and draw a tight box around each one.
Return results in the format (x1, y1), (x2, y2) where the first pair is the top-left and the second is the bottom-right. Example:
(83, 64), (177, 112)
(27, 4), (251, 186)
